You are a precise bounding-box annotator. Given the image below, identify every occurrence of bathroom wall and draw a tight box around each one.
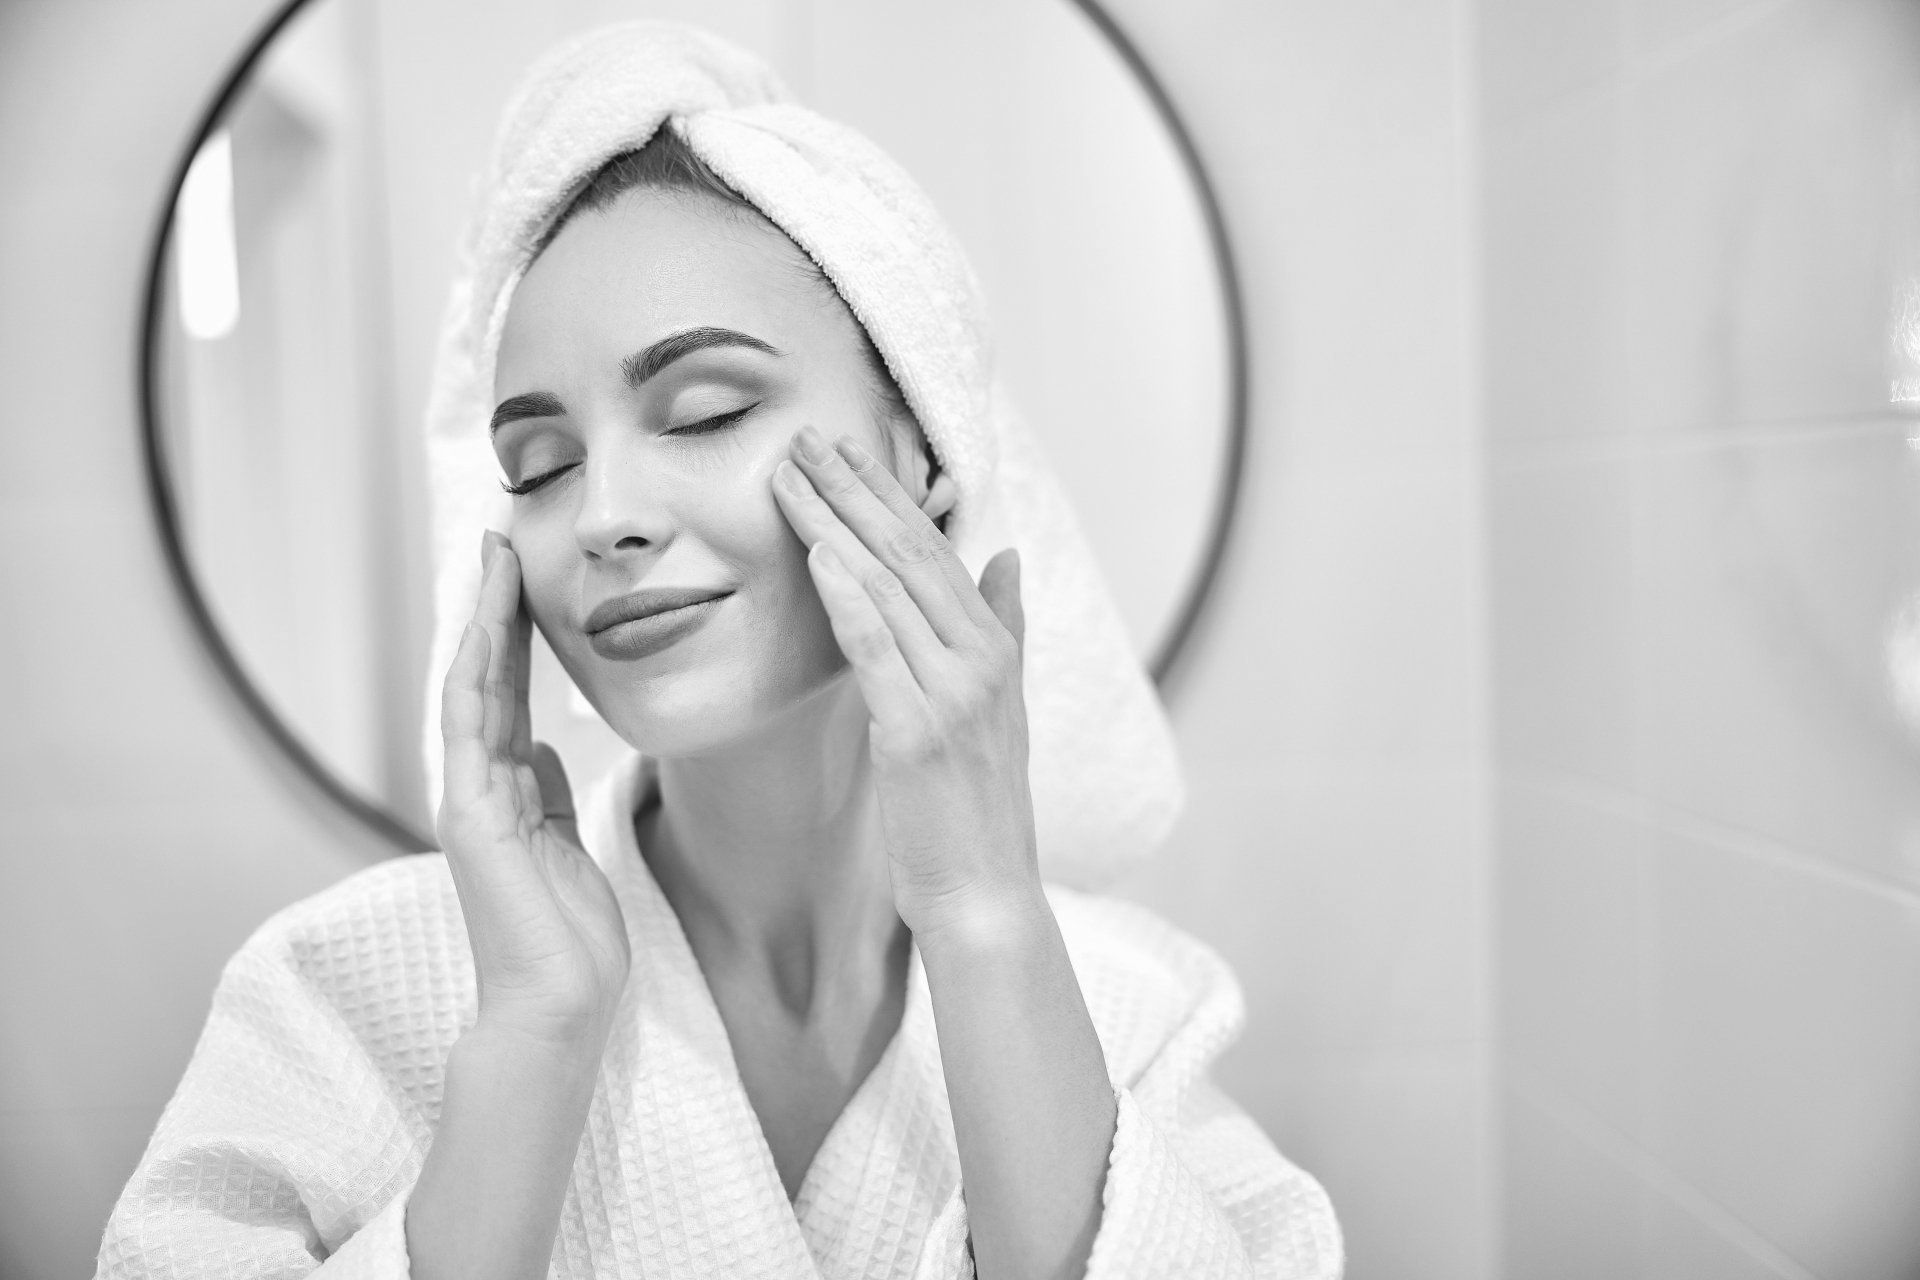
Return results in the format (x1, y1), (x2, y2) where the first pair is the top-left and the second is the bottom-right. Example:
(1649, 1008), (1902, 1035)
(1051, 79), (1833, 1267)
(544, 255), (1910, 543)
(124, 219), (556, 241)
(0, 2), (1488, 1279)
(1111, 3), (1492, 1280)
(1478, 0), (1920, 1276)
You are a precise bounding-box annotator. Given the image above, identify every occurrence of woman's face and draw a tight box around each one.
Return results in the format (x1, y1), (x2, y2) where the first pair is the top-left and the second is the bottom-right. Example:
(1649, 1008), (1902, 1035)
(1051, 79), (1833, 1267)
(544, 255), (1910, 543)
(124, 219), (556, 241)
(492, 189), (920, 756)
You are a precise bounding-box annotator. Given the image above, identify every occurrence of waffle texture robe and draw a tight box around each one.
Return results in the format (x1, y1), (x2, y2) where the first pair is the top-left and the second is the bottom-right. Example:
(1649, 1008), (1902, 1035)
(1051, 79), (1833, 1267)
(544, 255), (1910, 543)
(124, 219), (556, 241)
(96, 753), (1342, 1279)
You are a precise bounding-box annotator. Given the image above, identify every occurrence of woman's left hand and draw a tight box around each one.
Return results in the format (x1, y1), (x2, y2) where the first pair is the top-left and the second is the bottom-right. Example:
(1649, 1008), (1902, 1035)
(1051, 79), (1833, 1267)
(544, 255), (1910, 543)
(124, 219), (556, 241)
(775, 425), (1119, 1278)
(771, 423), (1041, 943)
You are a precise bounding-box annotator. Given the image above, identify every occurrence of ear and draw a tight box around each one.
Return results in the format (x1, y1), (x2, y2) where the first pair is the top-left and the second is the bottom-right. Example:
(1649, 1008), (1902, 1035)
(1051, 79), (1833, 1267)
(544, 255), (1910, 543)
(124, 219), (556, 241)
(886, 416), (956, 528)
(921, 469), (958, 528)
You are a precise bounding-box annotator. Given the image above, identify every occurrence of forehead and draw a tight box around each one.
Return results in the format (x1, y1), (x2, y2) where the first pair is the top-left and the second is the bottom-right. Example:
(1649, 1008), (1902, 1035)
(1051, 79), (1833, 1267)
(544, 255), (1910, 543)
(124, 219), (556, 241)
(497, 190), (836, 383)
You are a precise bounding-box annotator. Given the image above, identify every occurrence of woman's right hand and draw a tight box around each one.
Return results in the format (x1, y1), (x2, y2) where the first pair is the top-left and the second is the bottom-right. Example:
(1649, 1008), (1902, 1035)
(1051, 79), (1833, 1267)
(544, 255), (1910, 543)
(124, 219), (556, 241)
(436, 529), (632, 1046)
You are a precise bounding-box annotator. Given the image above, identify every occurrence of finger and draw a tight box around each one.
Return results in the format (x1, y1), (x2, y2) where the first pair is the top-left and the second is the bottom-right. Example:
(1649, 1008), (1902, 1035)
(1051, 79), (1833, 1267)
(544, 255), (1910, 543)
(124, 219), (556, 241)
(827, 431), (1001, 634)
(530, 741), (582, 849)
(476, 534), (519, 757)
(977, 547), (1026, 650)
(440, 620), (493, 809)
(774, 461), (947, 677)
(786, 428), (977, 644)
(807, 542), (932, 730)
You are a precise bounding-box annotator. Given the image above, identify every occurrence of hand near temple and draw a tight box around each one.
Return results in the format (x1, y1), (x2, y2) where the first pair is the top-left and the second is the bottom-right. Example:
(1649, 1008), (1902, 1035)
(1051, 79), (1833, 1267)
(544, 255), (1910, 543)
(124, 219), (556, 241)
(771, 423), (1040, 944)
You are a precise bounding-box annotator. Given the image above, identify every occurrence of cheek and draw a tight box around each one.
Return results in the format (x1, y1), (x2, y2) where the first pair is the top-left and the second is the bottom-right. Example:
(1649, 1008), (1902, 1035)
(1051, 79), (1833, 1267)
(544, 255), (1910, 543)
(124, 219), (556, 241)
(723, 462), (818, 617)
(704, 455), (844, 676)
(503, 515), (576, 636)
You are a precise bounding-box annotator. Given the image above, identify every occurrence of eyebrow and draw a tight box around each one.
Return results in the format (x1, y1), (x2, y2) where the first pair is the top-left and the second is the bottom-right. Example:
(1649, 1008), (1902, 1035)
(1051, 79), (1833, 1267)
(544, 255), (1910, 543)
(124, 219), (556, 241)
(489, 391), (566, 436)
(489, 326), (784, 436)
(622, 326), (783, 388)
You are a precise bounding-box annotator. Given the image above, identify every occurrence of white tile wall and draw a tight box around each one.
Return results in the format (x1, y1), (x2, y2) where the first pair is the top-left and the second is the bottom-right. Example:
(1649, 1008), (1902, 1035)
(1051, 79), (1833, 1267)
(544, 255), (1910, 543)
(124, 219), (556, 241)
(1484, 0), (1920, 1276)
(1275, 1043), (1492, 1280)
(1477, 0), (1625, 123)
(1487, 458), (1640, 789)
(1496, 780), (1649, 1137)
(1634, 429), (1920, 892)
(1111, 3), (1492, 1277)
(1642, 1192), (1804, 1280)
(1482, 94), (1632, 448)
(1648, 828), (1920, 1280)
(1501, 1087), (1650, 1280)
(1625, 0), (1920, 436)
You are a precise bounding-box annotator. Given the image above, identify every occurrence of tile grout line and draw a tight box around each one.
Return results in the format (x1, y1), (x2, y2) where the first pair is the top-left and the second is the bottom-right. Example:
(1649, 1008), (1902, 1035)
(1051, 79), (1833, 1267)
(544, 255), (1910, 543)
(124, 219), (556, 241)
(1619, 0), (1800, 84)
(1487, 413), (1920, 475)
(1505, 1062), (1818, 1280)
(1501, 765), (1920, 913)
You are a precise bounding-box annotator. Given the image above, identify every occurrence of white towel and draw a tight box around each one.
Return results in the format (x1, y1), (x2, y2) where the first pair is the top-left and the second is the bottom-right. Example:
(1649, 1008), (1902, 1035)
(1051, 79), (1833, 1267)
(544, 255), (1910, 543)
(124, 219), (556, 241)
(418, 20), (1183, 889)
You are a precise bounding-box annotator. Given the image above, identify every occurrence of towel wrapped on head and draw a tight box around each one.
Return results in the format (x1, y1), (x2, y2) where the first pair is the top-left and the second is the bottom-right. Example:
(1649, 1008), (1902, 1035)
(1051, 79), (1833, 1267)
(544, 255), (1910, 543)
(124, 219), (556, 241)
(420, 19), (1184, 888)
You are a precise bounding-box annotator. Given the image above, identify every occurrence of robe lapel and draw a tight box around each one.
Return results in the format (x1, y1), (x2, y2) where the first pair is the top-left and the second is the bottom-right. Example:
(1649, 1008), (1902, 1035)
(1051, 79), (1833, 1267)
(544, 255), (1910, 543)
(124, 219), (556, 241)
(583, 753), (822, 1279)
(791, 941), (962, 1280)
(578, 752), (963, 1280)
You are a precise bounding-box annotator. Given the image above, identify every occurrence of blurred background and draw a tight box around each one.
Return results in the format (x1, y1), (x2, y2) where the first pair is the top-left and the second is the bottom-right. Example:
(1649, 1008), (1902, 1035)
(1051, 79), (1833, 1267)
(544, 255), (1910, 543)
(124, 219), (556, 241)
(3, 1), (1918, 1278)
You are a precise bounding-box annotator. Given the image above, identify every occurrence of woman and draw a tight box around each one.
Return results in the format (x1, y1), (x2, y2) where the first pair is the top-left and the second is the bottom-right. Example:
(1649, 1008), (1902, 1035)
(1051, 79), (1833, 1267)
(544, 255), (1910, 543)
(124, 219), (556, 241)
(97, 22), (1340, 1280)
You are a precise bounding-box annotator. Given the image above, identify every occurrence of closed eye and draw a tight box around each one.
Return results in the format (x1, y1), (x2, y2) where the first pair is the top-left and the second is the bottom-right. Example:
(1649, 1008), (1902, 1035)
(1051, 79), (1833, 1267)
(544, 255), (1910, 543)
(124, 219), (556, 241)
(500, 462), (576, 496)
(667, 402), (759, 437)
(500, 403), (760, 496)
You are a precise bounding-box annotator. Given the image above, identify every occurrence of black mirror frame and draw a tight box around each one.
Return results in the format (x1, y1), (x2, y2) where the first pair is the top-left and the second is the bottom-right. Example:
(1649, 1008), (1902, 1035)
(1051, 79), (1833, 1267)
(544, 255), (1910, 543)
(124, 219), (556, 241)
(139, 0), (1251, 855)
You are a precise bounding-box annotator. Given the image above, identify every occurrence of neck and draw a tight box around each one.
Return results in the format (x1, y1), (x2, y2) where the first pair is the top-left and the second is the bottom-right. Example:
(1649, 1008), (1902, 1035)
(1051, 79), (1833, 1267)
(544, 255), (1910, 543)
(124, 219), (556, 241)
(639, 676), (906, 1018)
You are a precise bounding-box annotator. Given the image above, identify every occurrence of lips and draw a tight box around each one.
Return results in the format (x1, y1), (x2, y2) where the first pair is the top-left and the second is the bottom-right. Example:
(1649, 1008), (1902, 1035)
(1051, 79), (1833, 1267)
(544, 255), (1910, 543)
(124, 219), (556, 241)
(584, 587), (733, 662)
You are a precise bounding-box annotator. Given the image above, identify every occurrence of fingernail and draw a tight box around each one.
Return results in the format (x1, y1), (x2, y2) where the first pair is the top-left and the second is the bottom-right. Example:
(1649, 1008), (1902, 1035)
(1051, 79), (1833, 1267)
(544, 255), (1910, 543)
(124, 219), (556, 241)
(775, 459), (808, 494)
(794, 424), (832, 464)
(835, 435), (872, 467)
(809, 541), (847, 577)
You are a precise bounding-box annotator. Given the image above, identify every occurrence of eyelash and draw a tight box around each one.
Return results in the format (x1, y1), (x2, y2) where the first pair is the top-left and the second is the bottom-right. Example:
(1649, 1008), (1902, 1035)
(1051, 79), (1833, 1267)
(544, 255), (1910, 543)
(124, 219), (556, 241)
(499, 403), (759, 496)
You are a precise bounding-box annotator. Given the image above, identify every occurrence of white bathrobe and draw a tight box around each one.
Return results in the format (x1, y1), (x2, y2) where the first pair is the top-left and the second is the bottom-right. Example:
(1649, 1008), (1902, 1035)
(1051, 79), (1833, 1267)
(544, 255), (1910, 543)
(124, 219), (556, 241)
(95, 751), (1341, 1279)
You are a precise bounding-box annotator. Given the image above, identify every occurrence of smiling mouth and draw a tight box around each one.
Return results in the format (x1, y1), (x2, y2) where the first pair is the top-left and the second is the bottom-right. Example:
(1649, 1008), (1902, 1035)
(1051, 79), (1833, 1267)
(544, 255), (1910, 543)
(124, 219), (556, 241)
(585, 593), (732, 661)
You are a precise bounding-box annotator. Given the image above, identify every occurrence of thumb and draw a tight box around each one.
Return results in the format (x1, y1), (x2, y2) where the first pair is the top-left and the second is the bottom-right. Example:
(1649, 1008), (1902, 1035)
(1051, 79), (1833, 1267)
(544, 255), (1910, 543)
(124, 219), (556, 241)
(530, 741), (581, 848)
(977, 547), (1025, 650)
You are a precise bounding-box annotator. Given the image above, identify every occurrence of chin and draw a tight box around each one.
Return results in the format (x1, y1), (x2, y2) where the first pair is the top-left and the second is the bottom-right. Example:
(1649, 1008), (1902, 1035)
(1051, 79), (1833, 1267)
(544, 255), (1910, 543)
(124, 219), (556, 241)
(571, 634), (851, 759)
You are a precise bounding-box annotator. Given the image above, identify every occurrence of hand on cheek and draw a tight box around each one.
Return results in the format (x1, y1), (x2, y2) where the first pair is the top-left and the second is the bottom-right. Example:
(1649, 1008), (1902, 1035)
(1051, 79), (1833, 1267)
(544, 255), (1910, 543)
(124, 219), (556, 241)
(769, 423), (1041, 941)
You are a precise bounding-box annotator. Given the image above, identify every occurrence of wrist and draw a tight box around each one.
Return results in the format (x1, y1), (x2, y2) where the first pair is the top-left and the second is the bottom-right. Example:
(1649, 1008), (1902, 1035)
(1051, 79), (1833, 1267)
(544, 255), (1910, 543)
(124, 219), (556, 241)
(909, 879), (1055, 966)
(463, 1009), (616, 1074)
(414, 1014), (610, 1280)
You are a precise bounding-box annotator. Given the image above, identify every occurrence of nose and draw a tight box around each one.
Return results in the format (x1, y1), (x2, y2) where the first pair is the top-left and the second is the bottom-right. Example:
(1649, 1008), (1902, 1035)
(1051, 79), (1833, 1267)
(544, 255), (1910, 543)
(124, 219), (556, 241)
(570, 442), (671, 563)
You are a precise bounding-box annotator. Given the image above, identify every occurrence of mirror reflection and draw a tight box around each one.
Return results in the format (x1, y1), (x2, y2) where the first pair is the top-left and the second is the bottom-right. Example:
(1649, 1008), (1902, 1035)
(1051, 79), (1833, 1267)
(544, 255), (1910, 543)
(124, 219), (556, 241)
(154, 0), (1233, 839)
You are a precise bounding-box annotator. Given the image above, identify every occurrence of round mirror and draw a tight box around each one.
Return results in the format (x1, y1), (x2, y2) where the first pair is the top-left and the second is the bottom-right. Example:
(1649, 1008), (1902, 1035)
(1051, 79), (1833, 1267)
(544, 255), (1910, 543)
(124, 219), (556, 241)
(146, 0), (1246, 849)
